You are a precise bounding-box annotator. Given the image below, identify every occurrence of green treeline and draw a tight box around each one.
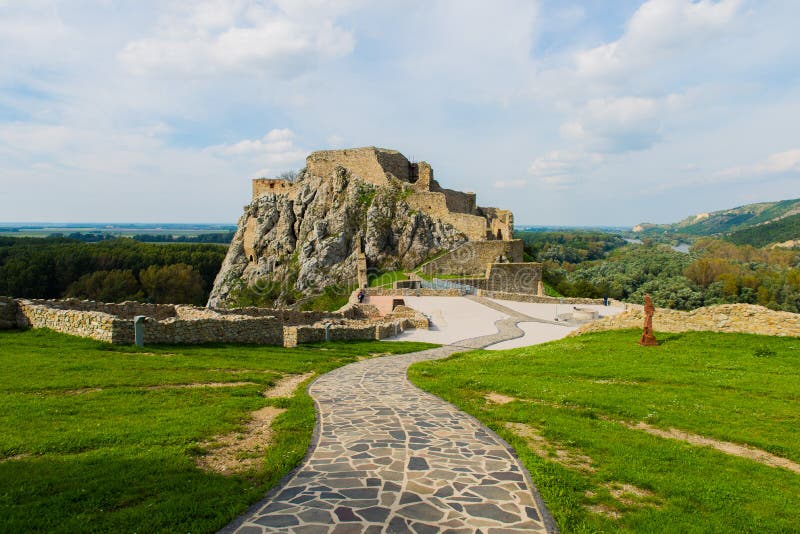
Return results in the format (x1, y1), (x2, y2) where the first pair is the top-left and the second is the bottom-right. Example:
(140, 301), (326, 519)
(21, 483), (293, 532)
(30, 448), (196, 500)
(527, 233), (800, 312)
(727, 213), (800, 247)
(46, 231), (235, 243)
(517, 231), (627, 264)
(0, 237), (227, 305)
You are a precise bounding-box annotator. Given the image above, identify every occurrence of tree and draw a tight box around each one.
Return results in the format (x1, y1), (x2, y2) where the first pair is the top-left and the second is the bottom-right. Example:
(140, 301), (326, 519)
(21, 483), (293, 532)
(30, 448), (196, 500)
(65, 270), (143, 302)
(139, 264), (206, 305)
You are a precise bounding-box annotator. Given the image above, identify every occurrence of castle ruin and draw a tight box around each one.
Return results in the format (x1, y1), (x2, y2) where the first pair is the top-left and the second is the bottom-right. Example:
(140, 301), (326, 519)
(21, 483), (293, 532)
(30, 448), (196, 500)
(252, 147), (514, 244)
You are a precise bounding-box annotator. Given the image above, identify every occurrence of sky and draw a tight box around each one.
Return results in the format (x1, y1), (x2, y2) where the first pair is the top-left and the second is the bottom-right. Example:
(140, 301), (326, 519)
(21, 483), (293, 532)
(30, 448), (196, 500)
(1, 0), (798, 226)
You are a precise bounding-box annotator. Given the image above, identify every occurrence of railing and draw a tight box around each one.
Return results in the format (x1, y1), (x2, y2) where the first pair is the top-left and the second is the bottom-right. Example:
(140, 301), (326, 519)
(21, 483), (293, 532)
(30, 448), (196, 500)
(421, 278), (477, 295)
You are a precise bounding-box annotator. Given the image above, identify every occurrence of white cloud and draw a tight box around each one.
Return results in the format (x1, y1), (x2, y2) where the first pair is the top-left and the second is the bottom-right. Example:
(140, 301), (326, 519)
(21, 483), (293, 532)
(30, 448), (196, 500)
(207, 128), (306, 177)
(719, 149), (800, 178)
(119, 0), (355, 77)
(575, 0), (743, 81)
(559, 93), (699, 152)
(527, 151), (603, 190)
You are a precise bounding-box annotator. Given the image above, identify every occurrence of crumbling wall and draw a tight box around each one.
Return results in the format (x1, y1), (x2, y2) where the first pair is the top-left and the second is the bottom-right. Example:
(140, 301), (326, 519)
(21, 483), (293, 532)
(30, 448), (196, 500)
(306, 147), (411, 186)
(10, 298), (421, 346)
(571, 303), (800, 338)
(482, 207), (514, 240)
(16, 299), (126, 343)
(26, 299), (176, 320)
(252, 178), (296, 199)
(476, 290), (604, 305)
(441, 188), (477, 214)
(422, 241), (525, 276)
(140, 316), (283, 345)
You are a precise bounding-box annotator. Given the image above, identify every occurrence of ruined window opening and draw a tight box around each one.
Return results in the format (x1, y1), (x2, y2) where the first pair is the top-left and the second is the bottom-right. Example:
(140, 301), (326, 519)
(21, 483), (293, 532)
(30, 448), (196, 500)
(496, 229), (503, 240)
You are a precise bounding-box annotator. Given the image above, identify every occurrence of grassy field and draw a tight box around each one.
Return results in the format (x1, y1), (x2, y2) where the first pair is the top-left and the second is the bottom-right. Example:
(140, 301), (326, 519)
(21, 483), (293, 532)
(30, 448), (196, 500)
(409, 330), (800, 533)
(0, 329), (434, 533)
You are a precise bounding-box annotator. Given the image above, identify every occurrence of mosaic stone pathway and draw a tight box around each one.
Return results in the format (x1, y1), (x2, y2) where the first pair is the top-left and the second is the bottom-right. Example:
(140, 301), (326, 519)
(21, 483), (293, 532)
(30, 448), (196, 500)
(223, 302), (556, 533)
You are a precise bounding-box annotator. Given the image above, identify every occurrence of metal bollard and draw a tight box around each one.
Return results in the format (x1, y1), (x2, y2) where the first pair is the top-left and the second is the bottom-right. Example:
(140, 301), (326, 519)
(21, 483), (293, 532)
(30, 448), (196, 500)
(134, 315), (146, 347)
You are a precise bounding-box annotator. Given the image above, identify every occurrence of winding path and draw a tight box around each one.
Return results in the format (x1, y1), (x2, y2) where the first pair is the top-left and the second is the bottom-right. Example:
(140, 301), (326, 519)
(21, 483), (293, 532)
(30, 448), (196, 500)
(223, 299), (557, 533)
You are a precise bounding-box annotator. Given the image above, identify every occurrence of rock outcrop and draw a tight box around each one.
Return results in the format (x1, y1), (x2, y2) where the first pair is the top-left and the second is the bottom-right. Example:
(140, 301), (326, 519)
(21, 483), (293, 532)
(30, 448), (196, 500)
(208, 166), (467, 307)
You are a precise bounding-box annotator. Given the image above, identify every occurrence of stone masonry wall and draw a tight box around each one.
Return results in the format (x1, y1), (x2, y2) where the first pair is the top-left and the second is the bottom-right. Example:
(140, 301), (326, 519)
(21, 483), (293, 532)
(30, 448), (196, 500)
(422, 241), (525, 276)
(141, 316), (283, 345)
(306, 147), (411, 186)
(475, 290), (605, 305)
(16, 299), (126, 343)
(571, 303), (800, 338)
(440, 188), (477, 214)
(10, 298), (422, 346)
(485, 263), (542, 294)
(37, 299), (177, 320)
(405, 192), (487, 241)
(252, 178), (296, 199)
(366, 288), (463, 297)
(0, 296), (17, 329)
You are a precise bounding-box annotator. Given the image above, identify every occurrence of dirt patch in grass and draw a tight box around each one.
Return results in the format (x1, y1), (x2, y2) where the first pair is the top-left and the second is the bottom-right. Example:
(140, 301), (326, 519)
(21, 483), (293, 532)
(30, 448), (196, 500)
(146, 381), (258, 390)
(0, 453), (30, 463)
(195, 373), (311, 475)
(56, 388), (103, 395)
(486, 392), (519, 405)
(621, 420), (800, 474)
(585, 503), (621, 519)
(605, 482), (658, 507)
(506, 422), (595, 472)
(591, 379), (640, 385)
(263, 372), (314, 398)
(195, 406), (286, 475)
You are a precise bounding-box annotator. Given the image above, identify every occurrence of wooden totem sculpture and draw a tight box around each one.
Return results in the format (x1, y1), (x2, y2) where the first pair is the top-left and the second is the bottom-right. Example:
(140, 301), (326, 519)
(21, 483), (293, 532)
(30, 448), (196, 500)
(639, 294), (659, 346)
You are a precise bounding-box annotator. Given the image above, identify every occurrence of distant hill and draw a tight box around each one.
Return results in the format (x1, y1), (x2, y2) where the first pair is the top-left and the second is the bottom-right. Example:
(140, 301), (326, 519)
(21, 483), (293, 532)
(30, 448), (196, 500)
(633, 198), (800, 241)
(727, 212), (800, 248)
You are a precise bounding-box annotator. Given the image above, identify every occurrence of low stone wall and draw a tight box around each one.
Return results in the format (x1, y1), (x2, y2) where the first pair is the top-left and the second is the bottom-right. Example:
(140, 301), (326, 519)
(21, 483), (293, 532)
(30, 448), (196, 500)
(571, 303), (800, 338)
(477, 290), (605, 306)
(386, 305), (429, 329)
(215, 306), (353, 324)
(141, 315), (283, 345)
(9, 297), (424, 346)
(16, 299), (126, 343)
(0, 297), (17, 330)
(366, 288), (462, 297)
(37, 299), (177, 320)
(284, 322), (392, 348)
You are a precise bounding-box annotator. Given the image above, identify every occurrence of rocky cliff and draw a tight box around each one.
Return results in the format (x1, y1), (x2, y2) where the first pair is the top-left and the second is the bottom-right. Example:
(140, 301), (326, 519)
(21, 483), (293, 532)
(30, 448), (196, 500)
(207, 167), (467, 307)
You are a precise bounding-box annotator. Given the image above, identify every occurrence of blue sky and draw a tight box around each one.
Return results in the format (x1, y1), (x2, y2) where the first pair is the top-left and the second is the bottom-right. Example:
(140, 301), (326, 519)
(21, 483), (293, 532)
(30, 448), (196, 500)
(1, 0), (798, 225)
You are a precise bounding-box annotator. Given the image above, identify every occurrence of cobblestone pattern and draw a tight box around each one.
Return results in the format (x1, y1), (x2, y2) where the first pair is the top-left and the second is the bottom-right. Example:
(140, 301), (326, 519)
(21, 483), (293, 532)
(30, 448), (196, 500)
(223, 304), (556, 533)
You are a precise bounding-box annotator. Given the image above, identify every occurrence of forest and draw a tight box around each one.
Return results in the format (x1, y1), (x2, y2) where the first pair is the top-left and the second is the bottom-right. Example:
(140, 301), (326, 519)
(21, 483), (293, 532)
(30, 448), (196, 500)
(0, 237), (227, 305)
(527, 232), (800, 313)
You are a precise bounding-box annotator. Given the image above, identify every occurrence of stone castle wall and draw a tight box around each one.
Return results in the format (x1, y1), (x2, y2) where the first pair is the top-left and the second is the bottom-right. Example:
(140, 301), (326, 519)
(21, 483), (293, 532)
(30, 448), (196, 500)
(405, 192), (488, 241)
(422, 241), (525, 276)
(251, 147), (514, 244)
(5, 297), (424, 347)
(440, 188), (477, 214)
(252, 178), (295, 198)
(571, 303), (800, 338)
(306, 147), (411, 186)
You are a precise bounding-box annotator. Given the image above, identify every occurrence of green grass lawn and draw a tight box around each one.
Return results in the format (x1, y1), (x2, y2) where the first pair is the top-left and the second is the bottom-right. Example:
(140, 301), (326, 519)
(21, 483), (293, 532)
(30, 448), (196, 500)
(409, 330), (800, 533)
(368, 270), (408, 288)
(0, 329), (434, 533)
